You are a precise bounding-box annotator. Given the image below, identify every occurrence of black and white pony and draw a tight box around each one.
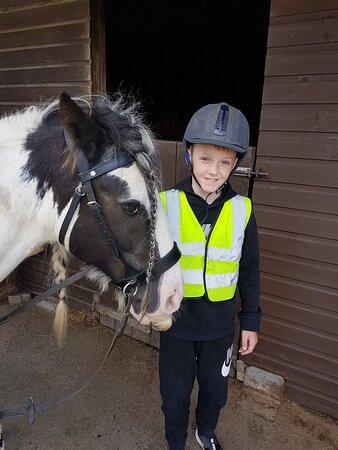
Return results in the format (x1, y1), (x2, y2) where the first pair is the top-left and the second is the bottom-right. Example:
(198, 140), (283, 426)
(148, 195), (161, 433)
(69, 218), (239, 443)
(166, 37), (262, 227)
(0, 92), (183, 343)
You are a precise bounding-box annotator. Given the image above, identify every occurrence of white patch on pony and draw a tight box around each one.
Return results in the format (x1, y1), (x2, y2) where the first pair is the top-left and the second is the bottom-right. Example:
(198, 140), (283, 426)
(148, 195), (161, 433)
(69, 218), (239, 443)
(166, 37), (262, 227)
(0, 106), (59, 280)
(0, 150), (61, 281)
(59, 200), (80, 252)
(111, 162), (150, 208)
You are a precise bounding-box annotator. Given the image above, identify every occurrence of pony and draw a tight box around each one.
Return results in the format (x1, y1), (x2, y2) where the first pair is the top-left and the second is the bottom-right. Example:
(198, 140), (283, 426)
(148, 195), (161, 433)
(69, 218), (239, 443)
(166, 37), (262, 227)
(0, 92), (184, 343)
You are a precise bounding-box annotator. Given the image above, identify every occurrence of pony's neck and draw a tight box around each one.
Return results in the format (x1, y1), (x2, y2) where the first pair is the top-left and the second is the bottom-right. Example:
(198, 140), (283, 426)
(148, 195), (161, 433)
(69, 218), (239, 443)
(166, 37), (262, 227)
(0, 111), (76, 281)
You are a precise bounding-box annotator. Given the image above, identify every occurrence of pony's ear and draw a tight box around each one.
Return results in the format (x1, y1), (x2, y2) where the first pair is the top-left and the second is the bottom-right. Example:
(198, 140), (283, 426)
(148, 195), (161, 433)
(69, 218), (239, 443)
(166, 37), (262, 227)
(59, 92), (105, 160)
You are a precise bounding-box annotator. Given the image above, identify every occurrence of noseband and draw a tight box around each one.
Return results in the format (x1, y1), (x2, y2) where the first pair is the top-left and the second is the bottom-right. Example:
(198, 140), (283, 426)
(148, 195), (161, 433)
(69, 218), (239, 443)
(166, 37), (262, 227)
(59, 129), (181, 290)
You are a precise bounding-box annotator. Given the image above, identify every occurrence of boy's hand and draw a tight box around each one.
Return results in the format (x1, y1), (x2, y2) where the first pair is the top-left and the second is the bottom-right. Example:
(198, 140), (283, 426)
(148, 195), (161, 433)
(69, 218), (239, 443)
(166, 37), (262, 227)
(239, 330), (258, 355)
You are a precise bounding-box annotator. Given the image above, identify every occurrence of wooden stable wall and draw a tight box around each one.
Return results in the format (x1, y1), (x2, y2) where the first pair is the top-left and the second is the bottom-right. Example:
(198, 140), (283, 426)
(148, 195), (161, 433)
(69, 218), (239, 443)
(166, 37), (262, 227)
(0, 0), (92, 114)
(244, 0), (338, 418)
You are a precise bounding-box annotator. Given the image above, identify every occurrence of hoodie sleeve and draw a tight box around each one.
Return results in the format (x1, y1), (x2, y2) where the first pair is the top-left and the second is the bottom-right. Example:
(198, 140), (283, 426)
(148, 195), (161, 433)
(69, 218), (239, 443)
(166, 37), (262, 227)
(237, 209), (262, 331)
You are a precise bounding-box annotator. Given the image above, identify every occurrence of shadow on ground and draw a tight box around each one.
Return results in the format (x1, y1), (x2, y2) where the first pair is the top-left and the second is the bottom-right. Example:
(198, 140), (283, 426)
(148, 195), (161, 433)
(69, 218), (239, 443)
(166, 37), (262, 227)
(0, 306), (337, 450)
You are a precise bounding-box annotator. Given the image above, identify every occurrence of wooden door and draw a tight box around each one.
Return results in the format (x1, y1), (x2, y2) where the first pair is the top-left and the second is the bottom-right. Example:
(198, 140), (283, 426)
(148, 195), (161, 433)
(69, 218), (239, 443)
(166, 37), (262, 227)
(240, 0), (338, 418)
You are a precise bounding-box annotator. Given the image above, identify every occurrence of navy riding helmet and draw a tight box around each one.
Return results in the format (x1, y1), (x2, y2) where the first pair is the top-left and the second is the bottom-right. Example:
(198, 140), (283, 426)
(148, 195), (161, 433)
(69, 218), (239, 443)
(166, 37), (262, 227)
(183, 102), (250, 165)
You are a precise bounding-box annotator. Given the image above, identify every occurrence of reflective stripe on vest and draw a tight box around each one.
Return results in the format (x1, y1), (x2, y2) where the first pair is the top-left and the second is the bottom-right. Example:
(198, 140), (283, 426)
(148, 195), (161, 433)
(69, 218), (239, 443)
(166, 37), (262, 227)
(160, 189), (251, 301)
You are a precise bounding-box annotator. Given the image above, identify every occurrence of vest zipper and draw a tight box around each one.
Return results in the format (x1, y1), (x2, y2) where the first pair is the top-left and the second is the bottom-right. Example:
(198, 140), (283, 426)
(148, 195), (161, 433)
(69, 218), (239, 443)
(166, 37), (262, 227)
(202, 207), (223, 301)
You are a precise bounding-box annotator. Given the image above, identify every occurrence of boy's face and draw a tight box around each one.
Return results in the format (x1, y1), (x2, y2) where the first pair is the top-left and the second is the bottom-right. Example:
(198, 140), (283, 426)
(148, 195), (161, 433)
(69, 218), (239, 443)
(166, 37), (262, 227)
(188, 144), (238, 196)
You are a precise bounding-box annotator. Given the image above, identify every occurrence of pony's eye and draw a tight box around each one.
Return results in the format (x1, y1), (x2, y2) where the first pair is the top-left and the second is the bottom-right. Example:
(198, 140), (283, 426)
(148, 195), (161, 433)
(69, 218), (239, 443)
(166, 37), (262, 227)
(121, 201), (140, 215)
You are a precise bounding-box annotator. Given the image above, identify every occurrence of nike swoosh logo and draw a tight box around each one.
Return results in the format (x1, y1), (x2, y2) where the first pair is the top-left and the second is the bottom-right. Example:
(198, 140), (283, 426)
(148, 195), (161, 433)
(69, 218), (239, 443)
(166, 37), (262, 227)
(221, 344), (233, 377)
(221, 360), (231, 377)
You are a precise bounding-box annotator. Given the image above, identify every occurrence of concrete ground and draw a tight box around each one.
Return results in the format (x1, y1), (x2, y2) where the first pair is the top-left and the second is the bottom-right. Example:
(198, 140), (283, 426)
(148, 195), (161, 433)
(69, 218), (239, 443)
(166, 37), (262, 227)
(0, 305), (337, 450)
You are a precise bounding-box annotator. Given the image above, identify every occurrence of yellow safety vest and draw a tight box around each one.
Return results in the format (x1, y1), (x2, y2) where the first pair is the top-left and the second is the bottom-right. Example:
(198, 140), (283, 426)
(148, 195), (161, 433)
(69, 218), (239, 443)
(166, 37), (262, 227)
(160, 189), (252, 301)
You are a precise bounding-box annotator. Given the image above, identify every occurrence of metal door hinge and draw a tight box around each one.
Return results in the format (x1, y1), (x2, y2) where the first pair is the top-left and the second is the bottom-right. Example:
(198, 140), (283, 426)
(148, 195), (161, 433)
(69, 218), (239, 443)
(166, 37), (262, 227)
(234, 167), (268, 178)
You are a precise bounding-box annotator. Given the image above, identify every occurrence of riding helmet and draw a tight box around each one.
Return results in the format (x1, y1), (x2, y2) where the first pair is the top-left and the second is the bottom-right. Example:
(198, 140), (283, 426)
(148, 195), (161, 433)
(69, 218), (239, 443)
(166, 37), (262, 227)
(183, 102), (250, 165)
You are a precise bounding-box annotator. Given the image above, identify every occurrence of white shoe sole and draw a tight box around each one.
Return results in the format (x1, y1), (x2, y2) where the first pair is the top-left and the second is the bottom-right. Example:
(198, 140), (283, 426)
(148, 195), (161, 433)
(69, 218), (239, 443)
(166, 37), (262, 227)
(195, 429), (204, 448)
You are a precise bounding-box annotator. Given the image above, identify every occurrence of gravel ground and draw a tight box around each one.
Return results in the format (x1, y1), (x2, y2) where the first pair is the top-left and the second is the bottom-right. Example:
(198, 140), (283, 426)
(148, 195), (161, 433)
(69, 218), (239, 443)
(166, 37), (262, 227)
(0, 305), (337, 450)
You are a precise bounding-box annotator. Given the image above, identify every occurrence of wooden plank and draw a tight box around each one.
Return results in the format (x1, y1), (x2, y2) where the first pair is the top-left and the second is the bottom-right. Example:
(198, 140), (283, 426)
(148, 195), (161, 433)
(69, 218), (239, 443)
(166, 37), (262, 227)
(255, 157), (338, 188)
(256, 131), (338, 160)
(255, 205), (338, 240)
(156, 140), (177, 190)
(265, 42), (338, 76)
(0, 22), (89, 49)
(17, 268), (49, 289)
(253, 182), (338, 215)
(270, 0), (338, 17)
(67, 295), (93, 311)
(285, 382), (338, 419)
(244, 351), (338, 402)
(99, 286), (118, 308)
(0, 84), (90, 101)
(0, 0), (89, 31)
(260, 104), (338, 132)
(257, 335), (337, 377)
(270, 9), (338, 26)
(16, 277), (49, 295)
(260, 251), (338, 290)
(0, 43), (90, 67)
(260, 316), (338, 358)
(65, 285), (96, 306)
(261, 276), (338, 313)
(268, 13), (338, 47)
(90, 0), (106, 94)
(263, 74), (338, 104)
(259, 229), (338, 265)
(1, 0), (52, 9)
(0, 64), (91, 84)
(18, 254), (50, 273)
(261, 295), (337, 333)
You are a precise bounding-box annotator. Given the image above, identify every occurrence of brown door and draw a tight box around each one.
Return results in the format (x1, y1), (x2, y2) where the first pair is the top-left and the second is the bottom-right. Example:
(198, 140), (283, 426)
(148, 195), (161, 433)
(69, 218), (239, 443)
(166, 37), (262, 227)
(239, 0), (338, 418)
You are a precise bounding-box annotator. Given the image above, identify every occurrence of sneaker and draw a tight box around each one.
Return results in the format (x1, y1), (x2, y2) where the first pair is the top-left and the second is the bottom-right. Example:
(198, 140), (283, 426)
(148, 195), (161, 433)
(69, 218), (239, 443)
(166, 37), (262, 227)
(195, 429), (223, 450)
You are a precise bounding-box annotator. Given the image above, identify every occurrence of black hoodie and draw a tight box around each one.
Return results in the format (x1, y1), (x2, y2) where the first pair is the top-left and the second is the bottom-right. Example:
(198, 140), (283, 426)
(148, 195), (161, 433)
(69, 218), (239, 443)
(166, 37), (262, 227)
(163, 177), (261, 341)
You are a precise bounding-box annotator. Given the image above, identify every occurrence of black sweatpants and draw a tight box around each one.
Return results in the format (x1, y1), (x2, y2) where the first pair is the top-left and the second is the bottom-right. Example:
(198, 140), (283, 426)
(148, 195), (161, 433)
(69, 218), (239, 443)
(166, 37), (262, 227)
(159, 333), (234, 450)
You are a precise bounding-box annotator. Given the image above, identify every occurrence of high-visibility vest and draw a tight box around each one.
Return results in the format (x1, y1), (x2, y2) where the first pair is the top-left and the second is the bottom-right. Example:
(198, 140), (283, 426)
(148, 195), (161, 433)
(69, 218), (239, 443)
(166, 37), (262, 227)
(160, 189), (252, 301)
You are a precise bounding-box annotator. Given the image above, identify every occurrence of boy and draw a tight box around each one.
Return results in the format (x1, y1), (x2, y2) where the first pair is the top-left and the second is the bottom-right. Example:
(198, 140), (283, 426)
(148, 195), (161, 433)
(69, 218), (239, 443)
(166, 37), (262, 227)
(159, 102), (261, 450)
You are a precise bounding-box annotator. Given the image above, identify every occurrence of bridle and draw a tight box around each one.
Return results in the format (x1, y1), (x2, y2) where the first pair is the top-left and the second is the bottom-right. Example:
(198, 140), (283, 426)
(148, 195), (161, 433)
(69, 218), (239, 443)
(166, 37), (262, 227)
(60, 129), (181, 290)
(0, 127), (181, 426)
